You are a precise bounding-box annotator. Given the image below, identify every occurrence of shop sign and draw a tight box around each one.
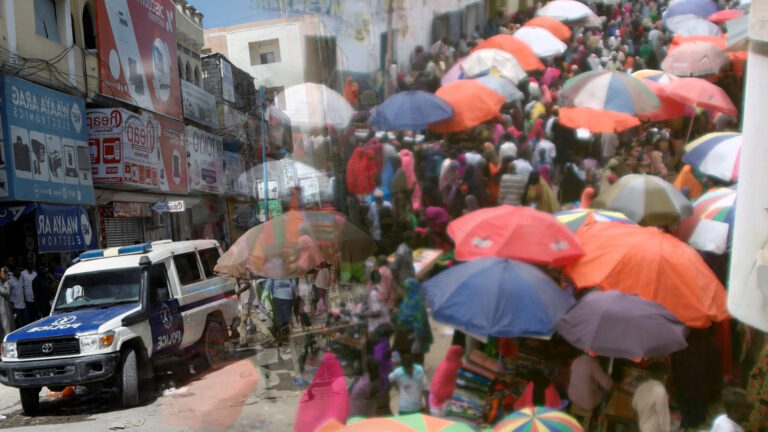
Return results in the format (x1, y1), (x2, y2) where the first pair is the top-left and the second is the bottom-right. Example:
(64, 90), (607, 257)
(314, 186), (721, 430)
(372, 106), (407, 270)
(221, 59), (235, 103)
(258, 200), (283, 220)
(0, 203), (37, 230)
(224, 151), (253, 197)
(152, 200), (185, 213)
(87, 108), (188, 194)
(185, 126), (224, 194)
(0, 76), (95, 204)
(181, 80), (218, 128)
(35, 204), (96, 253)
(300, 178), (321, 206)
(112, 201), (151, 217)
(256, 180), (279, 200)
(95, 0), (182, 119)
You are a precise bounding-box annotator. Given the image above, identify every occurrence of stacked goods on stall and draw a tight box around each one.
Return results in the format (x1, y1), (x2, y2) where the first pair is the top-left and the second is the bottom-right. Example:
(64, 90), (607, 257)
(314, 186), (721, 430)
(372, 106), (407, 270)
(443, 350), (498, 422)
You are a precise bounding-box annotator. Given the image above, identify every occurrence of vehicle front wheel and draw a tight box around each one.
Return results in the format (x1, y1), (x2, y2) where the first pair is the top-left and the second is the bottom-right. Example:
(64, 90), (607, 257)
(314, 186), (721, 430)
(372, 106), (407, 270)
(120, 349), (139, 407)
(19, 387), (40, 416)
(199, 320), (225, 369)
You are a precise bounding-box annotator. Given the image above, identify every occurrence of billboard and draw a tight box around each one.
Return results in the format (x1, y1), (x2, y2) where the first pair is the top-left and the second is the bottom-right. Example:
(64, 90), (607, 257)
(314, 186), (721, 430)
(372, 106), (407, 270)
(96, 0), (182, 119)
(0, 76), (95, 204)
(185, 126), (224, 194)
(87, 108), (187, 194)
(36, 204), (97, 252)
(181, 80), (218, 128)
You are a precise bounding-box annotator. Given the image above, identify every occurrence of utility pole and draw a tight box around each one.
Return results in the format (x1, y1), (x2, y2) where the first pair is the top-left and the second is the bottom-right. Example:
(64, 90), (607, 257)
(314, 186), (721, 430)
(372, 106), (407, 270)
(384, 0), (395, 99)
(260, 85), (269, 221)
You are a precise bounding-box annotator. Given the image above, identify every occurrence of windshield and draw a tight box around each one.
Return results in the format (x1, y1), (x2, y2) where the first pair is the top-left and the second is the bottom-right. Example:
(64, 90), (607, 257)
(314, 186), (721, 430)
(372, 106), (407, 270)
(53, 268), (142, 312)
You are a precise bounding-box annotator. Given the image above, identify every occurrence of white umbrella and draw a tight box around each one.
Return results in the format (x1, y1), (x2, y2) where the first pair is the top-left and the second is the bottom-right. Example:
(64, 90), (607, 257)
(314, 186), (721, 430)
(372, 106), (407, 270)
(460, 48), (527, 83)
(513, 27), (567, 58)
(536, 0), (594, 22)
(666, 14), (723, 36)
(276, 83), (354, 130)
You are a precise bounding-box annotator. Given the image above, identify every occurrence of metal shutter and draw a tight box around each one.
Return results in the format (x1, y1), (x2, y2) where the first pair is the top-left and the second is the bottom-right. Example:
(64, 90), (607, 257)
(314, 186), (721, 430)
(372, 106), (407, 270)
(104, 217), (145, 248)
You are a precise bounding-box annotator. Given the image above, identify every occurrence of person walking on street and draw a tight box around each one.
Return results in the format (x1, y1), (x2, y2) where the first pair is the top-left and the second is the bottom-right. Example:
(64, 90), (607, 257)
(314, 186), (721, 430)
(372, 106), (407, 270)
(0, 268), (16, 337)
(20, 261), (37, 321)
(8, 267), (26, 328)
(266, 277), (297, 339)
(389, 353), (429, 415)
(33, 264), (51, 317)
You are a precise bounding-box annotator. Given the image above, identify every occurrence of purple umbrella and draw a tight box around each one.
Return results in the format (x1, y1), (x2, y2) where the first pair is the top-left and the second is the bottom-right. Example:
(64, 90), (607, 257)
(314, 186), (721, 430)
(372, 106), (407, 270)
(441, 57), (466, 86)
(555, 290), (688, 359)
(663, 0), (719, 24)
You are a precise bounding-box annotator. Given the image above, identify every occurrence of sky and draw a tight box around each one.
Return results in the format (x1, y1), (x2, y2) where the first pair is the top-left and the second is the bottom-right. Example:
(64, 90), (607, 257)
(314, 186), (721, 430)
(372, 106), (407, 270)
(188, 0), (301, 29)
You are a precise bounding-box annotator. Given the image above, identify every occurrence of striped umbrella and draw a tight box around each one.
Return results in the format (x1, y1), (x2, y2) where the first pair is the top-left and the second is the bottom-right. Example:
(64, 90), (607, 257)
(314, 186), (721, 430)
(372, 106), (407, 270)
(592, 174), (693, 226)
(559, 71), (660, 115)
(340, 414), (474, 431)
(676, 188), (736, 254)
(473, 75), (525, 102)
(631, 69), (679, 84)
(554, 209), (636, 232)
(683, 132), (741, 183)
(493, 407), (584, 431)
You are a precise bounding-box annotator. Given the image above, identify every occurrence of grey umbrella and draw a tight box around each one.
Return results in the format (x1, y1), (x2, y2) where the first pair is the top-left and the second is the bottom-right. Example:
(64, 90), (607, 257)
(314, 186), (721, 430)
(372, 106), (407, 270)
(555, 290), (688, 359)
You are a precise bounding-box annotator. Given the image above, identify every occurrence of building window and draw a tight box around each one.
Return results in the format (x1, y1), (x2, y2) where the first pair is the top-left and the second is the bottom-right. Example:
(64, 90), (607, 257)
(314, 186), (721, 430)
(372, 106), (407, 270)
(82, 4), (96, 49)
(194, 66), (201, 86)
(35, 0), (61, 42)
(248, 39), (281, 65)
(185, 62), (192, 82)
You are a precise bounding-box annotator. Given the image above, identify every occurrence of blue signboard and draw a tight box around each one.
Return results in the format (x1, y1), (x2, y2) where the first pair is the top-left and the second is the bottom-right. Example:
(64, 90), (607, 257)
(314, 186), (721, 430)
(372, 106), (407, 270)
(0, 75), (95, 204)
(35, 204), (96, 252)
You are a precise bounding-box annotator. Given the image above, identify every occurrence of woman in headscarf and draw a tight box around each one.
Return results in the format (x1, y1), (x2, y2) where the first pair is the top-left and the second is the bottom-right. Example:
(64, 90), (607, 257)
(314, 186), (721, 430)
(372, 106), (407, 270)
(429, 345), (463, 415)
(461, 164), (487, 208)
(349, 357), (390, 417)
(425, 206), (452, 251)
(523, 171), (560, 213)
(439, 159), (460, 208)
(483, 142), (502, 205)
(294, 353), (349, 432)
(400, 149), (422, 210)
(394, 279), (434, 364)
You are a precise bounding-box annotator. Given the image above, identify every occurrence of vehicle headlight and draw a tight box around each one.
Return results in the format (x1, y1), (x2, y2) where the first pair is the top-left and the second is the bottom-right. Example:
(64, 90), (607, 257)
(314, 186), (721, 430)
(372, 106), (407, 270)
(79, 332), (115, 354)
(1, 342), (17, 359)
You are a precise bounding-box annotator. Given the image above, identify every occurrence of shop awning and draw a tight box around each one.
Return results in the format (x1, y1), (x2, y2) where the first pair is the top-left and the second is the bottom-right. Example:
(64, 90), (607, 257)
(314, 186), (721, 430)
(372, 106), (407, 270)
(94, 189), (202, 207)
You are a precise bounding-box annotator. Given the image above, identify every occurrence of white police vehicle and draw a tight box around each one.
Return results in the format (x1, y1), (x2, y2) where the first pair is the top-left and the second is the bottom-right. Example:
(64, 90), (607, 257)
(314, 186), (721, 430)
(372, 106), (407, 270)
(0, 240), (239, 415)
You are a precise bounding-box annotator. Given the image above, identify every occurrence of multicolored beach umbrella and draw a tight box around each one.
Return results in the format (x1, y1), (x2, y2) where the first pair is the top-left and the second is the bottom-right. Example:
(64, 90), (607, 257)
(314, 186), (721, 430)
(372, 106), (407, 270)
(559, 71), (660, 115)
(676, 188), (736, 254)
(493, 407), (584, 432)
(683, 132), (741, 183)
(554, 209), (636, 232)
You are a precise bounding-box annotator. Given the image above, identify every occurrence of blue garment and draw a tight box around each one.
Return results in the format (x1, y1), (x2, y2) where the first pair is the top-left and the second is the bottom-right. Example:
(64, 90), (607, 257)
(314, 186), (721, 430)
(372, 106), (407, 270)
(266, 278), (296, 300)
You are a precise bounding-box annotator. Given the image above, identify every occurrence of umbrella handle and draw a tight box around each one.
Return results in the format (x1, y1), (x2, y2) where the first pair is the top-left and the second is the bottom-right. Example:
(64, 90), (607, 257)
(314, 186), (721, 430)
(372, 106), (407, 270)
(683, 104), (697, 144)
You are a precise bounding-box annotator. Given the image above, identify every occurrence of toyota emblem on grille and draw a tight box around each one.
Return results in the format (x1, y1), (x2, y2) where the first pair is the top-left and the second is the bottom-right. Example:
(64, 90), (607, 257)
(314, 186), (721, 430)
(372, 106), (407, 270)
(41, 343), (53, 353)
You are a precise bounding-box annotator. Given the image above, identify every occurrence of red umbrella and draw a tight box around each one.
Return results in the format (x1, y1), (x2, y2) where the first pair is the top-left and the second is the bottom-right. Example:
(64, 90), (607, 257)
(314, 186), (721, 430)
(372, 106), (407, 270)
(558, 107), (640, 133)
(669, 34), (726, 51)
(430, 80), (505, 133)
(663, 77), (738, 117)
(447, 205), (585, 266)
(638, 79), (687, 121)
(708, 9), (744, 24)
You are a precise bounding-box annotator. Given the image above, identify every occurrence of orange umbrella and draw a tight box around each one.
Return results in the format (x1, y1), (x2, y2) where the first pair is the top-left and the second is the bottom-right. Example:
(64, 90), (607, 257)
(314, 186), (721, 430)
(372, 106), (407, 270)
(563, 223), (729, 328)
(472, 35), (545, 71)
(524, 16), (572, 41)
(669, 34), (726, 51)
(430, 80), (505, 133)
(558, 107), (640, 133)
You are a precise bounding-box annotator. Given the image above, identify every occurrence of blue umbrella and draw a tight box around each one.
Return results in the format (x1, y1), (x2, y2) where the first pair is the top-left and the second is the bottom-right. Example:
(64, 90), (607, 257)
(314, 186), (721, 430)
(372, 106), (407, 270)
(423, 258), (575, 338)
(663, 0), (719, 23)
(368, 90), (454, 131)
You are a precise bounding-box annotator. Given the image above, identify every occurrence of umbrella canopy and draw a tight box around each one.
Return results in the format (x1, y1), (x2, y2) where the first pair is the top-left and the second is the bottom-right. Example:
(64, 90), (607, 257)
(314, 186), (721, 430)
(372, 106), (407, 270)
(555, 291), (689, 359)
(668, 15), (724, 36)
(472, 35), (545, 72)
(661, 41), (729, 76)
(682, 132), (741, 183)
(676, 187), (736, 254)
(554, 209), (635, 232)
(461, 48), (528, 83)
(559, 71), (660, 115)
(593, 174), (693, 226)
(473, 75), (525, 102)
(709, 9), (744, 24)
(513, 27), (568, 58)
(214, 210), (376, 279)
(523, 16), (572, 41)
(338, 414), (474, 432)
(669, 34), (727, 50)
(447, 206), (585, 266)
(429, 81), (506, 133)
(631, 69), (680, 83)
(441, 57), (466, 86)
(664, 0), (719, 22)
(638, 79), (688, 121)
(276, 83), (354, 129)
(368, 91), (454, 131)
(563, 223), (729, 328)
(493, 407), (584, 432)
(536, 0), (595, 22)
(558, 107), (640, 133)
(663, 77), (738, 116)
(424, 258), (576, 338)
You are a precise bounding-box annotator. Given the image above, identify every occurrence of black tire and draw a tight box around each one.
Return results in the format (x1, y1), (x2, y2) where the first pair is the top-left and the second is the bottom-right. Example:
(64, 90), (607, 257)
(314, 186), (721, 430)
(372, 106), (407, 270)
(120, 349), (139, 407)
(19, 387), (40, 416)
(199, 320), (225, 369)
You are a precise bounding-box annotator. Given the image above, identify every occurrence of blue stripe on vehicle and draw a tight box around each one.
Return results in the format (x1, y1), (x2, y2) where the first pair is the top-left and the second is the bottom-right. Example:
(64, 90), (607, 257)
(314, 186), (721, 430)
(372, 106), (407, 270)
(178, 290), (236, 313)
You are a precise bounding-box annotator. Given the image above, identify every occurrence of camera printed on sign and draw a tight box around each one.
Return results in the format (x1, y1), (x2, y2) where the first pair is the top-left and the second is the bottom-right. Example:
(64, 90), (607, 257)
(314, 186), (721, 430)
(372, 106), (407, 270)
(9, 125), (92, 187)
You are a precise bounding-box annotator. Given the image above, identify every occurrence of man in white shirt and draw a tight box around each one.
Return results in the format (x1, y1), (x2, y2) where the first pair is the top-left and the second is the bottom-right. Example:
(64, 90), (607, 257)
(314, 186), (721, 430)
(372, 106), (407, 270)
(8, 267), (26, 328)
(20, 263), (37, 320)
(632, 364), (671, 432)
(533, 139), (557, 166)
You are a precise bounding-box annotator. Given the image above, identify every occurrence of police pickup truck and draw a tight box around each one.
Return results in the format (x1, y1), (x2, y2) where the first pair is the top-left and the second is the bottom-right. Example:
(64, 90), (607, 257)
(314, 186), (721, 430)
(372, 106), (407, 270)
(0, 240), (239, 415)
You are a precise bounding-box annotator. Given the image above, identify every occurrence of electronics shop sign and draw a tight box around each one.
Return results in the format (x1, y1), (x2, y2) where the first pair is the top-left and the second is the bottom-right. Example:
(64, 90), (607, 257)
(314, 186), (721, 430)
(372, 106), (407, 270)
(0, 76), (95, 204)
(35, 204), (96, 253)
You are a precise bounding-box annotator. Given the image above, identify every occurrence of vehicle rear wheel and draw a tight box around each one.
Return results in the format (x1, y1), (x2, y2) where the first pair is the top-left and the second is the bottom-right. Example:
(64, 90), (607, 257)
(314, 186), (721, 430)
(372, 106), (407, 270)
(120, 349), (139, 407)
(19, 387), (40, 416)
(199, 320), (225, 369)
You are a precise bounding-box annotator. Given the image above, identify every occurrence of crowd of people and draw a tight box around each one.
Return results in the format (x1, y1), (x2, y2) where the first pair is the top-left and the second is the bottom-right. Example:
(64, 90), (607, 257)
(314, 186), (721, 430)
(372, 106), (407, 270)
(0, 257), (60, 337)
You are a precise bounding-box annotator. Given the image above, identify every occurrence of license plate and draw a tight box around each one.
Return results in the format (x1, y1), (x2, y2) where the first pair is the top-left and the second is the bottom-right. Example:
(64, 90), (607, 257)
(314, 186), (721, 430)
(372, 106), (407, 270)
(35, 368), (58, 377)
